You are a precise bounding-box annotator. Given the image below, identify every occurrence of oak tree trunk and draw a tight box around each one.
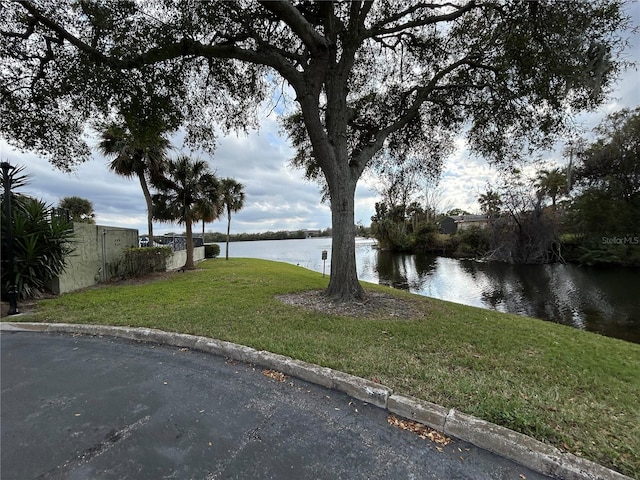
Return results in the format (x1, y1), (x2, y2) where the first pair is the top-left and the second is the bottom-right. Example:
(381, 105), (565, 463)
(326, 176), (365, 301)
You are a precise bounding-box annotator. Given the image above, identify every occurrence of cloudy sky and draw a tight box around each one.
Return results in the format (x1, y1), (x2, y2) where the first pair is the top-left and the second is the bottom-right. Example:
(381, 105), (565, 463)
(1, 3), (639, 236)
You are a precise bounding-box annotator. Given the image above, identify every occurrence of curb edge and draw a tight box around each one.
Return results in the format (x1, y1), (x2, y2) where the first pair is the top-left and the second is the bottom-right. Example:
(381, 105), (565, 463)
(1, 322), (631, 480)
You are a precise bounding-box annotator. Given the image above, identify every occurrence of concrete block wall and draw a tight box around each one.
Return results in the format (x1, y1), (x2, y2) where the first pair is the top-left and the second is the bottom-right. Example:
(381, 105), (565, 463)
(165, 246), (205, 271)
(48, 224), (206, 294)
(48, 223), (139, 295)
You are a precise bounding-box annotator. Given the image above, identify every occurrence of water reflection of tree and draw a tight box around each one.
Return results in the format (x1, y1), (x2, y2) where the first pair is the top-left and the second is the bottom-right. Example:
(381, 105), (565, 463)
(374, 249), (638, 343)
(455, 260), (627, 335)
(549, 264), (638, 341)
(458, 260), (563, 322)
(375, 251), (436, 291)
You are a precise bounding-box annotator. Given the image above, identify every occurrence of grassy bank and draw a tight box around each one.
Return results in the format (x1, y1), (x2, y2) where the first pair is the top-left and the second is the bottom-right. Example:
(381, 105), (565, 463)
(21, 258), (640, 478)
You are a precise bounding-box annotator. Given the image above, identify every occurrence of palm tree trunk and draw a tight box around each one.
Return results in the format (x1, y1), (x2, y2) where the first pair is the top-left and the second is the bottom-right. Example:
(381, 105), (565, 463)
(137, 172), (154, 245)
(185, 218), (195, 269)
(225, 211), (231, 260)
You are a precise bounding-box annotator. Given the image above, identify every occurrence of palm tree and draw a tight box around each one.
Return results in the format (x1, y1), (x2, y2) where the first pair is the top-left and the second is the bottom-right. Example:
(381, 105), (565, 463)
(97, 122), (171, 244)
(220, 178), (246, 260)
(195, 175), (223, 241)
(59, 196), (95, 224)
(536, 168), (567, 209)
(152, 155), (218, 270)
(478, 190), (502, 219)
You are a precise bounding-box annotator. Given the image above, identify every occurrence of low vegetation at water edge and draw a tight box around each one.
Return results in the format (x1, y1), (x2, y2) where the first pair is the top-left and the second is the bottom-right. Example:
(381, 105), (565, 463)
(20, 258), (640, 478)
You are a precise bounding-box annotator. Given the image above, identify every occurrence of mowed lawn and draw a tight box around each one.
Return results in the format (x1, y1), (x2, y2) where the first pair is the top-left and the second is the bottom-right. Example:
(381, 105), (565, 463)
(22, 258), (640, 478)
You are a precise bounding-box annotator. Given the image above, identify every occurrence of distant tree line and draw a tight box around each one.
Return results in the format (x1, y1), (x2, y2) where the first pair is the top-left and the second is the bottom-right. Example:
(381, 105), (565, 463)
(204, 230), (311, 243)
(169, 225), (373, 243)
(198, 228), (333, 243)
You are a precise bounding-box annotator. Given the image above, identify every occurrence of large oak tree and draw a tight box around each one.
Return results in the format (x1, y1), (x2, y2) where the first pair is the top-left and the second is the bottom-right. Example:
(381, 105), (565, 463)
(0, 0), (629, 300)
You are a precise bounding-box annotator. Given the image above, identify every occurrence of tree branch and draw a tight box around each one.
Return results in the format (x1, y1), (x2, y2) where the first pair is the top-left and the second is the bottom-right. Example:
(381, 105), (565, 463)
(15, 1), (304, 86)
(379, 57), (476, 136)
(349, 55), (482, 176)
(343, 0), (374, 46)
(257, 0), (328, 55)
(366, 1), (477, 38)
(17, 1), (114, 65)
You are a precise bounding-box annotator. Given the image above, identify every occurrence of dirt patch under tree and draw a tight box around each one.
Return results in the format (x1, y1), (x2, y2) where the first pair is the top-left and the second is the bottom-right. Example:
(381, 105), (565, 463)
(276, 290), (425, 320)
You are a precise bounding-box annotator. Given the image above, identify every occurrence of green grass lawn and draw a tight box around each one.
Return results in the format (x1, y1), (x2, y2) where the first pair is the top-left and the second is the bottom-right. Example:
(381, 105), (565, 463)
(20, 258), (640, 478)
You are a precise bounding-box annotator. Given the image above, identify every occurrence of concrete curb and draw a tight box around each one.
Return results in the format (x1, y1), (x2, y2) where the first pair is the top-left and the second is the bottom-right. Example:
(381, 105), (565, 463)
(1, 322), (631, 480)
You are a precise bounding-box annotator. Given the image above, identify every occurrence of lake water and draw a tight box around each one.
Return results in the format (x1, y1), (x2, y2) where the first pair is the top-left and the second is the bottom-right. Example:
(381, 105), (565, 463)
(219, 237), (640, 344)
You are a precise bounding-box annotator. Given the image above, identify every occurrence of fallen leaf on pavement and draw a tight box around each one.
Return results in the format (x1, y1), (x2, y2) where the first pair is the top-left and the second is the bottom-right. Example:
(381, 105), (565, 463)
(262, 369), (288, 382)
(387, 414), (452, 446)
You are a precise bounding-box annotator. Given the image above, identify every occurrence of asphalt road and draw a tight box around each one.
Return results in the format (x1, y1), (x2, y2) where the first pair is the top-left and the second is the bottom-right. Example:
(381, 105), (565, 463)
(1, 331), (551, 479)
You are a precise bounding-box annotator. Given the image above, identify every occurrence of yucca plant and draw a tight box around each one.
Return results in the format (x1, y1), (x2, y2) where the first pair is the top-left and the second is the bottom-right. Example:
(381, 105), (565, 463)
(1, 166), (74, 299)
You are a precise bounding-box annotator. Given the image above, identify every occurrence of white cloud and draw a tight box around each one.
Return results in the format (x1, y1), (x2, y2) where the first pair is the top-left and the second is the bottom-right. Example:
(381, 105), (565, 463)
(438, 161), (500, 214)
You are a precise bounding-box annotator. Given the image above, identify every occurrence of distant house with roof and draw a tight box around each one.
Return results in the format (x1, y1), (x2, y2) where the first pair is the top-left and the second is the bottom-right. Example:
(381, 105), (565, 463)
(302, 229), (322, 238)
(439, 215), (489, 234)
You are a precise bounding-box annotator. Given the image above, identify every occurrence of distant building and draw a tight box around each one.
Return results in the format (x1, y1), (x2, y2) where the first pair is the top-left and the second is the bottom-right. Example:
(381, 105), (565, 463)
(302, 229), (322, 238)
(439, 215), (489, 234)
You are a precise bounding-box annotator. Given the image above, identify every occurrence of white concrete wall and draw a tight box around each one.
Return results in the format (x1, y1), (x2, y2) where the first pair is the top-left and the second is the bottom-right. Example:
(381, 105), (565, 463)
(165, 246), (206, 271)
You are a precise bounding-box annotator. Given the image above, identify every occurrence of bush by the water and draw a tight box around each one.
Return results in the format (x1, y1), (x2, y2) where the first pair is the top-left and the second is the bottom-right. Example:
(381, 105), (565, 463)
(561, 235), (640, 267)
(205, 244), (220, 258)
(454, 226), (491, 257)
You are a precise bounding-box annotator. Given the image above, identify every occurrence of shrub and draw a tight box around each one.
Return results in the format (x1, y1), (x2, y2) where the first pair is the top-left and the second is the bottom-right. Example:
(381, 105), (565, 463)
(562, 235), (640, 267)
(456, 226), (491, 257)
(121, 247), (173, 277)
(371, 218), (412, 251)
(1, 196), (74, 299)
(411, 222), (440, 251)
(440, 234), (458, 254)
(205, 243), (220, 258)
